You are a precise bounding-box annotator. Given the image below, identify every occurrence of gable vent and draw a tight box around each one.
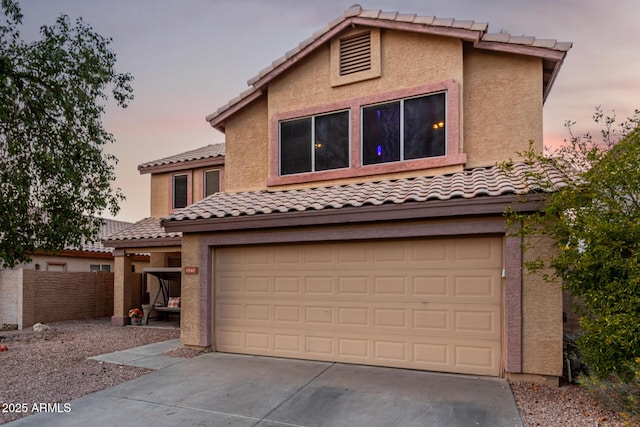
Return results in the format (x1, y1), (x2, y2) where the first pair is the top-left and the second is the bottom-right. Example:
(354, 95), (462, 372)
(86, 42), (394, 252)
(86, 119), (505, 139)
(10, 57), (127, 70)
(339, 32), (371, 76)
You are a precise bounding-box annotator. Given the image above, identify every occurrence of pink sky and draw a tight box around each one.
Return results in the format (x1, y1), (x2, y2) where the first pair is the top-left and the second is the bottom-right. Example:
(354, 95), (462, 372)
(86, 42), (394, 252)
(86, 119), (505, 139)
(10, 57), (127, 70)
(17, 0), (640, 222)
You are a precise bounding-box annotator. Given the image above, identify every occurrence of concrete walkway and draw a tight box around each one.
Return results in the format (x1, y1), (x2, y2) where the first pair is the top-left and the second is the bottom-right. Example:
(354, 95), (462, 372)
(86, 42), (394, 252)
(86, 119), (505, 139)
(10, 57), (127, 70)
(8, 341), (523, 427)
(88, 338), (183, 370)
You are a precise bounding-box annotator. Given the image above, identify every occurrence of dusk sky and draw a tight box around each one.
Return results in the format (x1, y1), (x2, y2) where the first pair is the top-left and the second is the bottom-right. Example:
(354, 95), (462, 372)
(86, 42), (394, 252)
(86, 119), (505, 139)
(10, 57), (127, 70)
(17, 0), (640, 222)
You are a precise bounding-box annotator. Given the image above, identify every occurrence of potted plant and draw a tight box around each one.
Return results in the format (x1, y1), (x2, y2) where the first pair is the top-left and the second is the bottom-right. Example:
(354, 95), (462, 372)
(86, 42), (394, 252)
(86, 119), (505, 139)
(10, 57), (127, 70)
(128, 308), (143, 326)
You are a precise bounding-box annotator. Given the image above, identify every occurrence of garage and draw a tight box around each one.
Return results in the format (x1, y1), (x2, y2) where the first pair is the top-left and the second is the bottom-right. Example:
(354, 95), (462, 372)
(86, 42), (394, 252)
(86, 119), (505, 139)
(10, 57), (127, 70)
(214, 236), (503, 376)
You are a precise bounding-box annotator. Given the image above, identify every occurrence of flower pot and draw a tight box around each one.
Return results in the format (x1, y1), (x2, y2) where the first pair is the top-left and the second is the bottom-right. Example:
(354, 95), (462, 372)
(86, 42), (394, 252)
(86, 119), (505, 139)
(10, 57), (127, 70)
(130, 317), (142, 326)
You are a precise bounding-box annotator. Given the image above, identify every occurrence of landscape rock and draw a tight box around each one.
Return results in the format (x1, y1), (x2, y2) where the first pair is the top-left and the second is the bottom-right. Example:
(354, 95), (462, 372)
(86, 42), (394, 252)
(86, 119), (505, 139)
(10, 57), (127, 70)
(32, 323), (51, 333)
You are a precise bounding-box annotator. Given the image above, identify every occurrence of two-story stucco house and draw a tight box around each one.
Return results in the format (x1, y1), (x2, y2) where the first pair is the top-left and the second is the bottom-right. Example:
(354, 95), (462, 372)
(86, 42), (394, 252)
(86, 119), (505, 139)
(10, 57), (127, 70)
(111, 6), (572, 383)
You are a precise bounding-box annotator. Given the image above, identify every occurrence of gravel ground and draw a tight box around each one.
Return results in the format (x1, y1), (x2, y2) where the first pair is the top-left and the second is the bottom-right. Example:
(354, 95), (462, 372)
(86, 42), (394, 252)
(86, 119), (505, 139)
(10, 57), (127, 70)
(0, 319), (633, 426)
(0, 318), (179, 425)
(510, 381), (633, 426)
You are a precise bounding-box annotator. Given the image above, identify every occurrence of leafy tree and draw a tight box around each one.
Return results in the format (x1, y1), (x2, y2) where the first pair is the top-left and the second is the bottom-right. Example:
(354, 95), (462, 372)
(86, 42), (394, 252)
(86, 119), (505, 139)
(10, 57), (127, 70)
(501, 108), (640, 381)
(0, 0), (133, 268)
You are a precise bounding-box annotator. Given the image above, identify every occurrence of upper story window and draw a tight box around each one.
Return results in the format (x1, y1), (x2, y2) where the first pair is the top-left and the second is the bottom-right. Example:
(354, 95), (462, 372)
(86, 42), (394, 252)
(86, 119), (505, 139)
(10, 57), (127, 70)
(268, 80), (464, 187)
(173, 174), (188, 209)
(280, 110), (350, 175)
(362, 92), (446, 165)
(204, 170), (221, 197)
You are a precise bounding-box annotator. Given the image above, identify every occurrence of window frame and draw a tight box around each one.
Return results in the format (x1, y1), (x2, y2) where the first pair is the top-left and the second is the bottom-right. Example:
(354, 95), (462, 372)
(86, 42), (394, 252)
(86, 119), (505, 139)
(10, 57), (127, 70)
(361, 91), (447, 166)
(172, 173), (189, 210)
(90, 264), (111, 272)
(268, 80), (464, 187)
(278, 109), (351, 176)
(203, 169), (221, 197)
(46, 262), (67, 272)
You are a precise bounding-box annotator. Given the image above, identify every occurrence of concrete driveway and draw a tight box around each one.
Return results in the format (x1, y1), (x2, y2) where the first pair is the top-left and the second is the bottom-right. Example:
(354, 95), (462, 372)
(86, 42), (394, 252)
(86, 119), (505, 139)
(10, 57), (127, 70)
(7, 352), (523, 427)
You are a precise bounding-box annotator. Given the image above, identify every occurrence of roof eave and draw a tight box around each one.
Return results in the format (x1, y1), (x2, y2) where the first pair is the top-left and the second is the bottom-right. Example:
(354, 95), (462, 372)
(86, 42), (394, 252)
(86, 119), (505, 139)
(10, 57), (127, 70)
(542, 55), (568, 103)
(138, 156), (225, 175)
(207, 88), (265, 132)
(207, 12), (571, 128)
(161, 193), (548, 234)
(103, 237), (183, 249)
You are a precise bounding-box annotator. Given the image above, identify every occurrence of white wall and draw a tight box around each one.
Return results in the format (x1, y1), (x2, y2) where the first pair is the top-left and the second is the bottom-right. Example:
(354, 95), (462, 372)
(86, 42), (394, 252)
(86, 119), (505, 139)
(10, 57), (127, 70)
(0, 270), (23, 328)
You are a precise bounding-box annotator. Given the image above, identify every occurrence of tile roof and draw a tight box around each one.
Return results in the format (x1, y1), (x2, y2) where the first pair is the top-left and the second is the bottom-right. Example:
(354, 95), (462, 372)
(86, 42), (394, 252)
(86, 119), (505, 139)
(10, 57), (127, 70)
(105, 217), (182, 242)
(71, 219), (133, 253)
(164, 162), (568, 223)
(206, 5), (571, 126)
(138, 143), (225, 171)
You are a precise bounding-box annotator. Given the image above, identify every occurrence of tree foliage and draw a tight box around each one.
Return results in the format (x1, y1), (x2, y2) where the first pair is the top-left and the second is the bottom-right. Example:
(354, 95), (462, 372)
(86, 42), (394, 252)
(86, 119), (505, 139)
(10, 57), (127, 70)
(0, 0), (133, 268)
(501, 108), (640, 381)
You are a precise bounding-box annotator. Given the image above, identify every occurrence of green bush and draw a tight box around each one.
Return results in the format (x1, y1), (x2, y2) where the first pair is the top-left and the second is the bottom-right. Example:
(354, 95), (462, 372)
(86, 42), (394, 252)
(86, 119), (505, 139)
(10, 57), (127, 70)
(500, 110), (640, 381)
(580, 358), (640, 423)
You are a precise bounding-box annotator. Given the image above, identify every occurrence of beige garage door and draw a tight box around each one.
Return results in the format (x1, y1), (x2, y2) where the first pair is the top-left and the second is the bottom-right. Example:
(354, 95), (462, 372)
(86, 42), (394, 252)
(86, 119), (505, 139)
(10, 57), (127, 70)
(214, 237), (503, 376)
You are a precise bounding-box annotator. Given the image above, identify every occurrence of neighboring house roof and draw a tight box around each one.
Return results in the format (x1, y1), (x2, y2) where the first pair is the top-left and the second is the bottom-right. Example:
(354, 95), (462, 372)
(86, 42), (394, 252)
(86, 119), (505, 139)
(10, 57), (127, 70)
(163, 162), (567, 225)
(104, 217), (182, 246)
(138, 143), (225, 175)
(206, 5), (571, 131)
(65, 218), (133, 254)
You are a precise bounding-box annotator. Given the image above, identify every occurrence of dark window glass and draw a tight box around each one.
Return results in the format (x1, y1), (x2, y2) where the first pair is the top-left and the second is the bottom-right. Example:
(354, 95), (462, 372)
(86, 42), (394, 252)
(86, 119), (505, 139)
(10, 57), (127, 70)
(362, 101), (400, 165)
(280, 118), (312, 175)
(362, 93), (446, 165)
(173, 174), (187, 209)
(314, 111), (350, 171)
(204, 170), (220, 197)
(404, 93), (446, 159)
(280, 111), (349, 175)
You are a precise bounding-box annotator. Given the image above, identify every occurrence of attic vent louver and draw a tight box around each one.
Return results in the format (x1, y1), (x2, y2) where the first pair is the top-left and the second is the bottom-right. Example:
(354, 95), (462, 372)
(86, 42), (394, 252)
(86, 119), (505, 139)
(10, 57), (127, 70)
(339, 32), (371, 76)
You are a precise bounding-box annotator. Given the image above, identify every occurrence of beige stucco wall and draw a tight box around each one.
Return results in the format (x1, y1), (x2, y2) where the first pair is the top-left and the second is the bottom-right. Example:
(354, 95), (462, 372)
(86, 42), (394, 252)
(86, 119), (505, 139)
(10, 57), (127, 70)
(150, 166), (226, 217)
(224, 96), (269, 192)
(223, 30), (463, 192)
(521, 235), (563, 377)
(150, 173), (170, 217)
(268, 30), (463, 116)
(179, 233), (201, 346)
(222, 28), (544, 192)
(463, 47), (543, 167)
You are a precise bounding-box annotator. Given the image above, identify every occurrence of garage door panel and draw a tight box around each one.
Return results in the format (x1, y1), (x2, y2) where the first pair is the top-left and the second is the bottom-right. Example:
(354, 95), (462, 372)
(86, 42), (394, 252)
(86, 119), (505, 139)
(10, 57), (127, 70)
(454, 275), (500, 300)
(412, 275), (449, 297)
(215, 237), (502, 376)
(453, 239), (502, 266)
(245, 304), (270, 321)
(338, 276), (369, 296)
(373, 277), (408, 296)
(216, 325), (500, 375)
(304, 277), (334, 295)
(217, 299), (499, 339)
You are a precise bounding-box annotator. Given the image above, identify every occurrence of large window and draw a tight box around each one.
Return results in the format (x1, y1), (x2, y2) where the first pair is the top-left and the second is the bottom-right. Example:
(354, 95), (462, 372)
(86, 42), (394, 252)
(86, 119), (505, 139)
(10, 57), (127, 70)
(362, 92), (446, 165)
(173, 174), (188, 209)
(204, 170), (220, 197)
(279, 110), (350, 175)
